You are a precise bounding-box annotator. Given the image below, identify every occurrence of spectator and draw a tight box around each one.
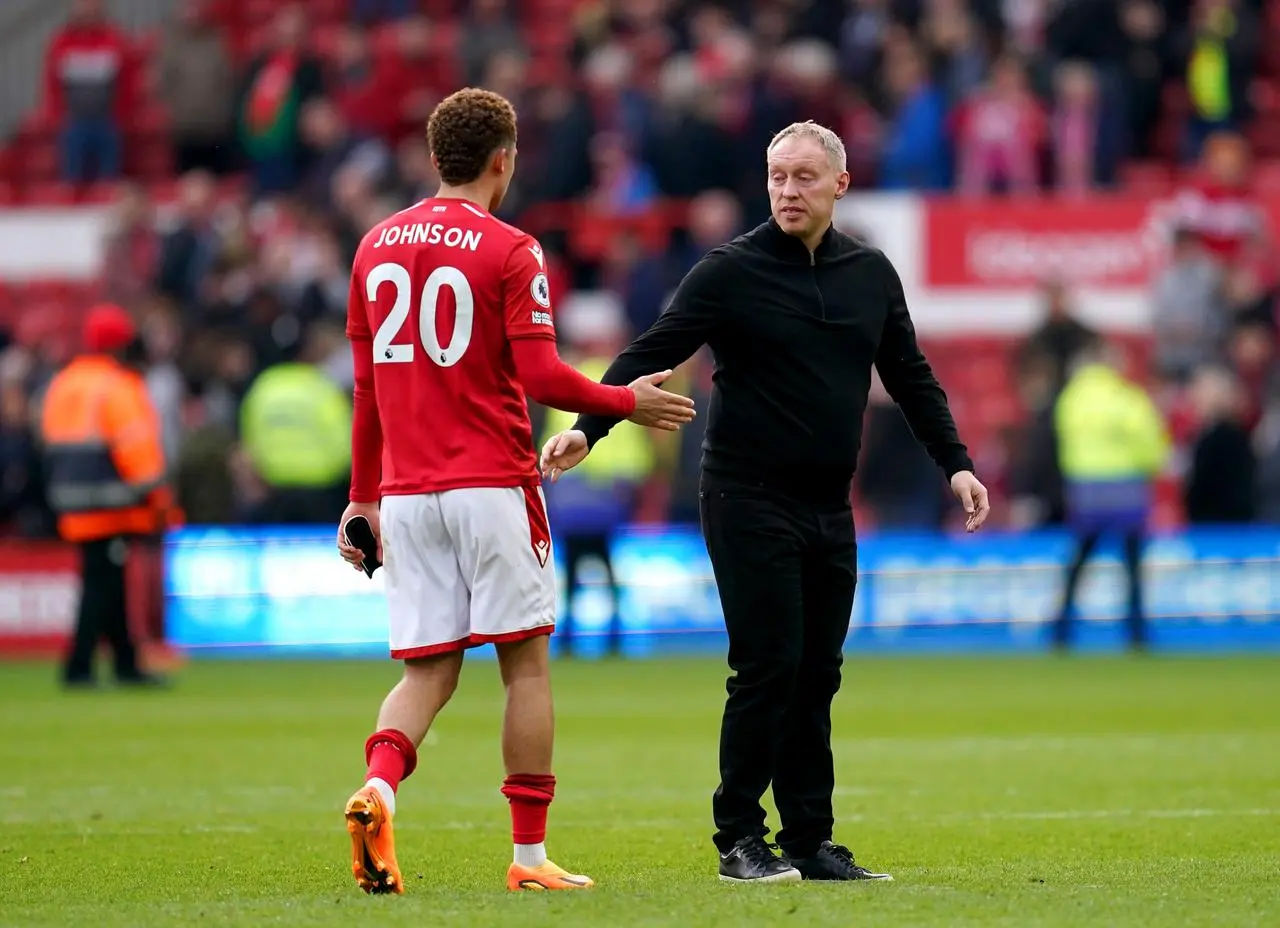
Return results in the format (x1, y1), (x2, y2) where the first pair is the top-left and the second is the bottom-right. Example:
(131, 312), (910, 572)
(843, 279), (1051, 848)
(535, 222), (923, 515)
(328, 24), (387, 141)
(586, 131), (659, 216)
(856, 371), (948, 529)
(771, 40), (844, 133)
(1118, 0), (1167, 159)
(1183, 365), (1256, 523)
(1051, 60), (1100, 195)
(459, 0), (526, 87)
(920, 0), (989, 106)
(0, 348), (54, 538)
(642, 54), (738, 198)
(157, 0), (236, 176)
(238, 334), (353, 525)
(1172, 131), (1266, 267)
(102, 182), (161, 311)
(139, 301), (186, 468)
(1007, 354), (1066, 529)
(351, 0), (416, 24)
(1052, 337), (1169, 652)
(390, 137), (440, 205)
(1018, 279), (1098, 394)
(1151, 226), (1225, 383)
(236, 4), (325, 195)
(297, 98), (390, 212)
(878, 38), (950, 190)
(837, 0), (892, 93)
(539, 310), (657, 656)
(953, 54), (1045, 196)
(1253, 381), (1280, 521)
(839, 84), (883, 189)
(1225, 318), (1277, 431)
(155, 171), (223, 314)
(384, 15), (456, 143)
(1172, 0), (1258, 160)
(44, 0), (134, 183)
(673, 188), (743, 275)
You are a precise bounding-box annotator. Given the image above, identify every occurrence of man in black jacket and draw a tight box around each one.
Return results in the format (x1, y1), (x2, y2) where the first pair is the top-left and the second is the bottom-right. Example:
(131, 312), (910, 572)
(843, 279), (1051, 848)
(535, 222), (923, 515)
(541, 121), (990, 884)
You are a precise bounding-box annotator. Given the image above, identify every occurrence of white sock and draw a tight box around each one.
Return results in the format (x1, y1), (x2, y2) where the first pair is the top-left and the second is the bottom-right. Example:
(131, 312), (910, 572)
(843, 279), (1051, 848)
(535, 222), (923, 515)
(367, 777), (396, 815)
(514, 842), (547, 868)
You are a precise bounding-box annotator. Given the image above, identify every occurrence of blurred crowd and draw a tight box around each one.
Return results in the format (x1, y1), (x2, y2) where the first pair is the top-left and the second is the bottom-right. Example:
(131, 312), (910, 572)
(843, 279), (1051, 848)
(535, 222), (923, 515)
(2, 0), (1279, 539)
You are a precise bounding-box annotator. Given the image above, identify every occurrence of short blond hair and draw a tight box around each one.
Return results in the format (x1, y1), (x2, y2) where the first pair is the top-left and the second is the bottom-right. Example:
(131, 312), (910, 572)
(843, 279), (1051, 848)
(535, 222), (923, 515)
(767, 121), (847, 172)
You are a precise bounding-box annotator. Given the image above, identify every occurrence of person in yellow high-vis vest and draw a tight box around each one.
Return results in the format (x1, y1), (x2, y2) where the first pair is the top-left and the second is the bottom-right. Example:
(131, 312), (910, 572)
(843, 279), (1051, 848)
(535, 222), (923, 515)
(1052, 338), (1170, 651)
(539, 355), (655, 656)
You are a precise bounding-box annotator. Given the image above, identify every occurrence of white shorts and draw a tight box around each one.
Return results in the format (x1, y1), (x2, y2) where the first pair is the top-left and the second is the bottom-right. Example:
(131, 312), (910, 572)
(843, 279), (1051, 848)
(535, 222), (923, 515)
(379, 486), (557, 659)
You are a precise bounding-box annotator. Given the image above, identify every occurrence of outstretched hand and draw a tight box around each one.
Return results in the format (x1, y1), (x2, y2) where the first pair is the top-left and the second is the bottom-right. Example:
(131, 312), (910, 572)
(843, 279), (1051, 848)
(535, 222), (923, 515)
(627, 370), (696, 431)
(540, 429), (590, 482)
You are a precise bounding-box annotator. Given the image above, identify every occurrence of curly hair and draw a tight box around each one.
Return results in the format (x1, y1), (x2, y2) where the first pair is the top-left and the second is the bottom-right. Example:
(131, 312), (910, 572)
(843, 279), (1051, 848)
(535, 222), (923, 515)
(427, 88), (518, 186)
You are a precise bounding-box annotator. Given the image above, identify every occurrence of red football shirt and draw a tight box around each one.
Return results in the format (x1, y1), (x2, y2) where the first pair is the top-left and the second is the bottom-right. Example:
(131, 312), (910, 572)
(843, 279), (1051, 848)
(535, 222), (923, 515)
(1172, 180), (1265, 264)
(346, 197), (560, 496)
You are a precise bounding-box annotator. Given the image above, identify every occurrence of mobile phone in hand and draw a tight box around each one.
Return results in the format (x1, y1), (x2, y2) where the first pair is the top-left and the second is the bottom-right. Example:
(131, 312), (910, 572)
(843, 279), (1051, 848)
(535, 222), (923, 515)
(343, 515), (381, 578)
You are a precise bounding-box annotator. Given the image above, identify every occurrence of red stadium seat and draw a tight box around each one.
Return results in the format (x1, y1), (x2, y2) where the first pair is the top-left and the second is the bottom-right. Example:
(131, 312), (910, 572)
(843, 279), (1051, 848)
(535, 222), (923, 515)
(25, 181), (78, 205)
(1119, 161), (1174, 197)
(15, 139), (60, 184)
(79, 181), (122, 205)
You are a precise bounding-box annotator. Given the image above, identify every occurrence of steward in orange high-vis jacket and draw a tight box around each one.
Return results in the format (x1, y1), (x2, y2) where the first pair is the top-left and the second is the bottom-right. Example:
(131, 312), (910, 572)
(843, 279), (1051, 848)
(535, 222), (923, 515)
(40, 304), (180, 689)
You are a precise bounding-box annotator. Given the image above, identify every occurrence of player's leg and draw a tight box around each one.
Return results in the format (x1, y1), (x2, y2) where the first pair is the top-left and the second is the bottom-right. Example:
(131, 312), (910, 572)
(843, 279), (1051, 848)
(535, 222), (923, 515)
(495, 635), (592, 890)
(345, 493), (469, 895)
(446, 485), (592, 890)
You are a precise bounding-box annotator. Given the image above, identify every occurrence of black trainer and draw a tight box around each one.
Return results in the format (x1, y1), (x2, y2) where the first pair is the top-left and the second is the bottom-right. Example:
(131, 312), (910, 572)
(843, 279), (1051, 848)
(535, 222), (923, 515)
(718, 837), (802, 884)
(783, 841), (894, 881)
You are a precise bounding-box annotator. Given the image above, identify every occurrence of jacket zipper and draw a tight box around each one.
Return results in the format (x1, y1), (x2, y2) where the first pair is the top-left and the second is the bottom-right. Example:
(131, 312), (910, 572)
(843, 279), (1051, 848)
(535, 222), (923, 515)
(810, 251), (826, 321)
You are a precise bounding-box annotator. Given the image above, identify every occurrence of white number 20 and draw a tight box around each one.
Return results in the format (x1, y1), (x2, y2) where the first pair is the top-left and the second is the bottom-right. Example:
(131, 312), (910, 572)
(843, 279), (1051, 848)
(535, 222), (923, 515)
(367, 262), (474, 367)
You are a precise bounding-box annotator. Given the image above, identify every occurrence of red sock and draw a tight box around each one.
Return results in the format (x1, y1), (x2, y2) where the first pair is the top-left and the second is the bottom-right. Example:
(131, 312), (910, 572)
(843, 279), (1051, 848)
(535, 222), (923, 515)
(364, 729), (418, 792)
(501, 773), (556, 845)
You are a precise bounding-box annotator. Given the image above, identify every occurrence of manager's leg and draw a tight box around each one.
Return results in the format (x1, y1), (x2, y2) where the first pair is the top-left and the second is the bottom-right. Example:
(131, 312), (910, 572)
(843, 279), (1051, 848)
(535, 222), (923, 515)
(774, 510), (856, 858)
(701, 486), (806, 854)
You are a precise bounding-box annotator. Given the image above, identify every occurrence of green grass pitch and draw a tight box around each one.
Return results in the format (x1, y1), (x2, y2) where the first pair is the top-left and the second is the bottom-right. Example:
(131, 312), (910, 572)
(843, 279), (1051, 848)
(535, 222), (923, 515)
(1, 654), (1277, 926)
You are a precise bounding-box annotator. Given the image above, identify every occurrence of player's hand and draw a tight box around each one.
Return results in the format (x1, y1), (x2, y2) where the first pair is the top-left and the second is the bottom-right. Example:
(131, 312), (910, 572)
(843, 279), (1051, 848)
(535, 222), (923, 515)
(627, 370), (696, 431)
(540, 429), (589, 482)
(950, 470), (991, 533)
(338, 501), (382, 571)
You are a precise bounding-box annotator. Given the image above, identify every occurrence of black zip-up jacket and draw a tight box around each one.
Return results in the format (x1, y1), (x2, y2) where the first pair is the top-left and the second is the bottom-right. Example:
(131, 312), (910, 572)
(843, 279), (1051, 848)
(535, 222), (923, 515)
(572, 218), (974, 504)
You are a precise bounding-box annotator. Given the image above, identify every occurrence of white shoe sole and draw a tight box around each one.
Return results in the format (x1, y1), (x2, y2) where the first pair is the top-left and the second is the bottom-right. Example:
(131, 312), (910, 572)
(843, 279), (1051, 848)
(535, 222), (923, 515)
(718, 867), (803, 884)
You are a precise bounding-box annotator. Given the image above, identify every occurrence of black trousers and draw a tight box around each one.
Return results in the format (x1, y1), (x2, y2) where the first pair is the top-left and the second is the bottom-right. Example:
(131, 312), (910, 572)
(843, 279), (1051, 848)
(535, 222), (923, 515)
(1053, 529), (1148, 650)
(700, 475), (857, 856)
(64, 537), (140, 682)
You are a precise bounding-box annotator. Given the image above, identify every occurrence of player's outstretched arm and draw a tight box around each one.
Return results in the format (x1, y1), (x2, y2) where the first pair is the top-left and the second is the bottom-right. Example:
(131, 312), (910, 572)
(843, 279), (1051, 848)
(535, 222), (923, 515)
(511, 339), (695, 431)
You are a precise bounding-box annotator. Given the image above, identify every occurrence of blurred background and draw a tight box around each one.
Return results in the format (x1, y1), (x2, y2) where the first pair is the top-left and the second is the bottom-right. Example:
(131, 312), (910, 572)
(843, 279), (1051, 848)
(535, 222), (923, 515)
(2, 0), (1280, 662)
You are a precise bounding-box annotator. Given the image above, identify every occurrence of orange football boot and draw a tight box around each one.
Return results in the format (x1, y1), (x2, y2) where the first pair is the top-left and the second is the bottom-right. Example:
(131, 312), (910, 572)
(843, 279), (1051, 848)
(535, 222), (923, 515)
(507, 859), (595, 891)
(344, 786), (403, 895)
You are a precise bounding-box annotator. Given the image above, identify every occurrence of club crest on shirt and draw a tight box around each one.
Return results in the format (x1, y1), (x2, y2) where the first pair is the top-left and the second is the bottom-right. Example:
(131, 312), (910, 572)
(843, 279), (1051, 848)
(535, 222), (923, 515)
(531, 272), (551, 308)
